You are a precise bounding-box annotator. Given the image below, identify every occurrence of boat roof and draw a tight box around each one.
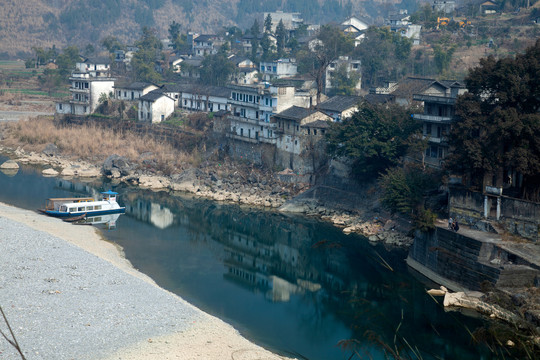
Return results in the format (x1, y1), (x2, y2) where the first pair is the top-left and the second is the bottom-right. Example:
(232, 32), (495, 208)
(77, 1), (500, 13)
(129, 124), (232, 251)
(101, 191), (118, 195)
(47, 197), (94, 202)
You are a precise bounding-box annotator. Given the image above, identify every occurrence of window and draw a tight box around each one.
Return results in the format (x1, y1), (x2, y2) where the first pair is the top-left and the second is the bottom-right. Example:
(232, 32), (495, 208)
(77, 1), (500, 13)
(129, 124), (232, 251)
(86, 206), (93, 211)
(95, 205), (101, 210)
(314, 129), (317, 135)
(59, 104), (62, 110)
(84, 83), (88, 89)
(425, 123), (432, 135)
(77, 207), (84, 212)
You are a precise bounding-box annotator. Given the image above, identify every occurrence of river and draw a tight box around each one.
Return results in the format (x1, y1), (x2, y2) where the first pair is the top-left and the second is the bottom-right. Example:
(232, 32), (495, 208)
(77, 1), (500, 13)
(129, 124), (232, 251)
(0, 161), (497, 359)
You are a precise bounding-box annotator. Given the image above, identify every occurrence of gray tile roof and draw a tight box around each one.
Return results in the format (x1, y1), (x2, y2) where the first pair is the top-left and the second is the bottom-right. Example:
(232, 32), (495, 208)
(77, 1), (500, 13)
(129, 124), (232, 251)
(364, 93), (395, 104)
(301, 119), (330, 129)
(391, 77), (448, 98)
(318, 96), (361, 112)
(139, 90), (170, 102)
(121, 82), (156, 90)
(274, 106), (317, 122)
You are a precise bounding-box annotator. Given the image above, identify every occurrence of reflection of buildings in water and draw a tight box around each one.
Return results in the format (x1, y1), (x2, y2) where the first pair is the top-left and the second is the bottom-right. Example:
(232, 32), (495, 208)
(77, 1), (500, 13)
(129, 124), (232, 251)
(222, 231), (325, 302)
(55, 179), (100, 197)
(125, 199), (174, 229)
(80, 213), (122, 229)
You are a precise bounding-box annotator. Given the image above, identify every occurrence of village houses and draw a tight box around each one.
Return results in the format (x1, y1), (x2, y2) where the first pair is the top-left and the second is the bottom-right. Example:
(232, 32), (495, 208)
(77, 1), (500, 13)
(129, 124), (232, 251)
(56, 57), (115, 115)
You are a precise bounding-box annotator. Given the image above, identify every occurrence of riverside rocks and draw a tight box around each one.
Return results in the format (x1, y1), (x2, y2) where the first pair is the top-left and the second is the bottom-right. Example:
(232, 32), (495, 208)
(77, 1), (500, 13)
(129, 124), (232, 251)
(2, 147), (412, 246)
(0, 159), (19, 169)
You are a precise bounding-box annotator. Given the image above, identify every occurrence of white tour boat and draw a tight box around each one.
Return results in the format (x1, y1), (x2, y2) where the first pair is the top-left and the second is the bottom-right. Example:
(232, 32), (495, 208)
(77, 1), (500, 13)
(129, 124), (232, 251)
(40, 191), (126, 218)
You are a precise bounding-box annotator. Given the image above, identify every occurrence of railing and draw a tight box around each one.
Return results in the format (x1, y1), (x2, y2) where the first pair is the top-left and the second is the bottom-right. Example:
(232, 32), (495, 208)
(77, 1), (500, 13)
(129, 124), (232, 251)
(413, 113), (453, 123)
(413, 94), (456, 104)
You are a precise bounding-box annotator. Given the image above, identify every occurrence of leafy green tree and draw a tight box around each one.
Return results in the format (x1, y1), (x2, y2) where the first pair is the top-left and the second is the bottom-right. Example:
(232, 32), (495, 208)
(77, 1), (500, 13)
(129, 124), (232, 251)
(131, 27), (163, 83)
(297, 25), (354, 105)
(38, 68), (62, 95)
(446, 40), (540, 200)
(328, 64), (360, 96)
(326, 101), (421, 178)
(199, 52), (235, 86)
(380, 165), (439, 230)
(354, 27), (412, 88)
(264, 14), (272, 33)
(275, 19), (287, 57)
(56, 45), (80, 77)
(260, 32), (276, 61)
(433, 44), (456, 74)
(101, 35), (124, 53)
(168, 21), (185, 50)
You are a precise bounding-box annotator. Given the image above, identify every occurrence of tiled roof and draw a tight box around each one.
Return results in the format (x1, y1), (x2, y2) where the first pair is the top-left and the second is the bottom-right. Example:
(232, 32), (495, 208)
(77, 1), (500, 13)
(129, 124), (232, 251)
(274, 106), (317, 121)
(318, 96), (361, 112)
(364, 93), (395, 105)
(301, 120), (330, 129)
(118, 82), (156, 90)
(391, 77), (448, 98)
(140, 90), (170, 102)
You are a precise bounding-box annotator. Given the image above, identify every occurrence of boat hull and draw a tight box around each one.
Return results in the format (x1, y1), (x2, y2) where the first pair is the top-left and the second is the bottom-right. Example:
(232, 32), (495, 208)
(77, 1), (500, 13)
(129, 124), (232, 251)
(43, 207), (126, 218)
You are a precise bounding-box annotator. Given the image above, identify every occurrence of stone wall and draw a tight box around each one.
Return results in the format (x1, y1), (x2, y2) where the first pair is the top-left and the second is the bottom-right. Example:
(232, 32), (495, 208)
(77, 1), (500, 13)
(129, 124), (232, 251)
(449, 186), (540, 241)
(227, 138), (275, 168)
(409, 227), (539, 291)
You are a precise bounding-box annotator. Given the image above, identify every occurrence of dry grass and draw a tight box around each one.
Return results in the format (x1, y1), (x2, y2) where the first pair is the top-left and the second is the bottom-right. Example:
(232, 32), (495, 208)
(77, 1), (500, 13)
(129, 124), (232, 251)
(1, 117), (198, 174)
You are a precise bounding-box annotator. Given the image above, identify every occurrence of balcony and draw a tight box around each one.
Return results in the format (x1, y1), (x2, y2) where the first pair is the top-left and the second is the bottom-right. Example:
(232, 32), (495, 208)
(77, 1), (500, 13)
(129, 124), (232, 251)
(425, 135), (448, 145)
(229, 98), (260, 108)
(229, 115), (276, 128)
(413, 113), (453, 123)
(413, 94), (456, 104)
(70, 87), (89, 93)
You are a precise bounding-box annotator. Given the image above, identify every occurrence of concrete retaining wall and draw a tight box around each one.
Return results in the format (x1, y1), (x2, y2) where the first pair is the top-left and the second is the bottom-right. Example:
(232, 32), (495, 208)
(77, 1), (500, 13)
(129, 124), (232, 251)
(409, 227), (539, 291)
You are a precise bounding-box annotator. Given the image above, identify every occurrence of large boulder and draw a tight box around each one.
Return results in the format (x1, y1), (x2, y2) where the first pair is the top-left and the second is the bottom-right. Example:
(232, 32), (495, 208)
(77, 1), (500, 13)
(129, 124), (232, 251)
(42, 168), (59, 176)
(170, 169), (202, 193)
(42, 143), (60, 157)
(0, 160), (19, 169)
(103, 155), (133, 177)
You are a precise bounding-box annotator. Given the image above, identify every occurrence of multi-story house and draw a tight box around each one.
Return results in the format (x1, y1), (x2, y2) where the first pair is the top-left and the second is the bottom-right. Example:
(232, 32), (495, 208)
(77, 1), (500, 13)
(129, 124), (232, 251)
(317, 95), (361, 122)
(138, 90), (175, 123)
(263, 11), (304, 33)
(56, 57), (115, 115)
(180, 85), (231, 112)
(259, 59), (298, 81)
(272, 106), (332, 176)
(227, 84), (315, 145)
(114, 82), (159, 102)
(412, 80), (466, 167)
(325, 56), (362, 94)
(192, 34), (226, 56)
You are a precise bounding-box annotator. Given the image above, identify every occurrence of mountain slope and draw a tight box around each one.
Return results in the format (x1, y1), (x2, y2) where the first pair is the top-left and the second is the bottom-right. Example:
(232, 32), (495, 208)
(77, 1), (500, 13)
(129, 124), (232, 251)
(0, 0), (378, 58)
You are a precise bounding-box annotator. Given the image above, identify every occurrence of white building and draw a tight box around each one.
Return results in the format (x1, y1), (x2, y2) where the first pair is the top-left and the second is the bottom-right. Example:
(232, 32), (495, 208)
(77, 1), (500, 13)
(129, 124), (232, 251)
(263, 11), (303, 33)
(180, 85), (231, 112)
(325, 56), (362, 94)
(114, 82), (159, 102)
(138, 90), (175, 123)
(259, 59), (298, 81)
(56, 57), (115, 115)
(227, 84), (315, 145)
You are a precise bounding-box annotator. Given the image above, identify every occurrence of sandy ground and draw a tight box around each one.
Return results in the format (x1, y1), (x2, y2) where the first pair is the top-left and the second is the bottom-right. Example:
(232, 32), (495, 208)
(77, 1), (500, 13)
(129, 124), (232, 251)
(0, 202), (294, 360)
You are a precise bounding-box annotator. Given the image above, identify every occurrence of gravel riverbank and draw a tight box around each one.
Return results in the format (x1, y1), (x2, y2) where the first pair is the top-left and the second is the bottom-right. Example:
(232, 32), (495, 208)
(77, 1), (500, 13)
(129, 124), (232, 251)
(0, 203), (293, 360)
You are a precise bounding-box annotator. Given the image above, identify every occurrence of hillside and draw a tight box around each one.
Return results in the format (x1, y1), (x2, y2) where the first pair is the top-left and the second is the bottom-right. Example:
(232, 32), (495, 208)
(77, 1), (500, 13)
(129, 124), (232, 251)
(0, 0), (380, 59)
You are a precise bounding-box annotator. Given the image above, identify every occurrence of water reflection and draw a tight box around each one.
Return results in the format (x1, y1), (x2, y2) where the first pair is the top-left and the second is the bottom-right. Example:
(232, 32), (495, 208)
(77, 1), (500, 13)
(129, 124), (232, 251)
(75, 213), (122, 229)
(0, 162), (498, 360)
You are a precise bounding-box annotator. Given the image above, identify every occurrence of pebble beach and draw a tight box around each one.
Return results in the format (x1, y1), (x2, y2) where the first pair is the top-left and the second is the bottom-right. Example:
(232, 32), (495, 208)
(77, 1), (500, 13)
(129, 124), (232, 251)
(0, 202), (292, 360)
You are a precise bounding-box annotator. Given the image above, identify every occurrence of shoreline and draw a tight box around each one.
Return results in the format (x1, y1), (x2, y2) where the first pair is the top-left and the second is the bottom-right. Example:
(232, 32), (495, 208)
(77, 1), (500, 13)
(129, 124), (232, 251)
(0, 201), (294, 360)
(0, 146), (414, 248)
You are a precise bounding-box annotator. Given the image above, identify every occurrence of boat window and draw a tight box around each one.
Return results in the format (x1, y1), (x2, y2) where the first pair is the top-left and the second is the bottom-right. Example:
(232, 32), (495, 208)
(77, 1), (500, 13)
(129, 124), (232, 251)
(86, 206), (93, 211)
(78, 207), (84, 212)
(95, 205), (102, 210)
(69, 207), (75, 213)
(60, 205), (67, 212)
